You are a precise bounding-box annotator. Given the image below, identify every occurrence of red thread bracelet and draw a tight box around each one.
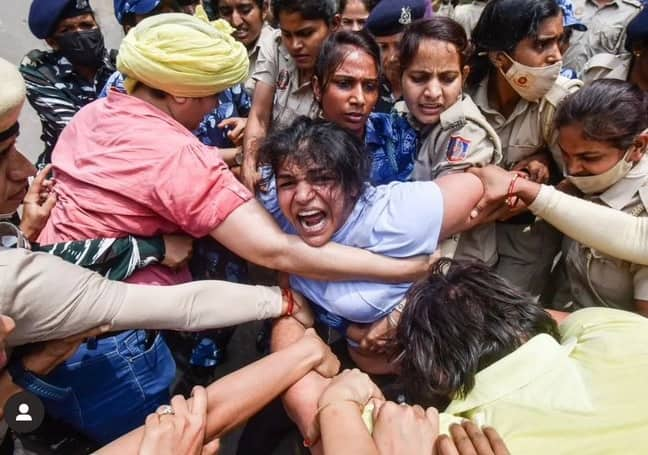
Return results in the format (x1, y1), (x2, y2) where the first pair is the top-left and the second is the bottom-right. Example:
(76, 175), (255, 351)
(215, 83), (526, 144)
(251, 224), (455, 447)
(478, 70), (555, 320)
(506, 174), (521, 208)
(281, 288), (295, 316)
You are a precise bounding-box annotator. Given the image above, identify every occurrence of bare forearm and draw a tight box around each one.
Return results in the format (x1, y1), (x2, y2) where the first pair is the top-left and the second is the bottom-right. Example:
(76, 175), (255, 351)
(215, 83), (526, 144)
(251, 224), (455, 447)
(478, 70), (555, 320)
(514, 178), (542, 205)
(201, 337), (323, 436)
(320, 402), (377, 455)
(212, 201), (429, 283)
(97, 337), (322, 453)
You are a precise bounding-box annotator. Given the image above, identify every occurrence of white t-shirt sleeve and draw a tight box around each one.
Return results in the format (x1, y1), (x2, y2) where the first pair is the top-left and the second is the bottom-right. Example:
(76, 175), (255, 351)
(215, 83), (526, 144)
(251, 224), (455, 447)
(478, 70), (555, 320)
(367, 182), (444, 256)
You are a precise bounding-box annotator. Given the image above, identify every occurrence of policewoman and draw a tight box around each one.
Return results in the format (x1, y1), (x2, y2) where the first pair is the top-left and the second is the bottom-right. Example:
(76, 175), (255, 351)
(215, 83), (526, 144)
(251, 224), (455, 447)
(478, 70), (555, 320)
(466, 0), (581, 296)
(563, 0), (641, 73)
(551, 80), (648, 317)
(402, 18), (502, 265)
(365, 0), (429, 113)
(241, 0), (337, 189)
(582, 6), (648, 91)
(20, 0), (116, 168)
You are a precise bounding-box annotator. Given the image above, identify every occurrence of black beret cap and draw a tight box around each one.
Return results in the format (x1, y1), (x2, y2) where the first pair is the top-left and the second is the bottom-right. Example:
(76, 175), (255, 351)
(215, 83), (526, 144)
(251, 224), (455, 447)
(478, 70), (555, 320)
(28, 0), (93, 39)
(366, 0), (428, 37)
(626, 7), (648, 52)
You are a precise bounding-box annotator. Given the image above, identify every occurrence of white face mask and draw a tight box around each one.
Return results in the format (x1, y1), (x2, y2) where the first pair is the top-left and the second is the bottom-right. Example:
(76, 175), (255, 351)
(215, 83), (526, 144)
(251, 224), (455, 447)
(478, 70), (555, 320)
(567, 150), (634, 195)
(498, 54), (562, 102)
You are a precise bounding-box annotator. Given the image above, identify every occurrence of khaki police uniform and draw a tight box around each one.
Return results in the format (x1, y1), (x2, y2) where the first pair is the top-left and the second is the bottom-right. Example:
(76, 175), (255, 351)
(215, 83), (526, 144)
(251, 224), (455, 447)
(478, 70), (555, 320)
(564, 0), (641, 73)
(245, 23), (276, 96)
(468, 74), (582, 295)
(413, 94), (502, 265)
(251, 28), (321, 129)
(454, 1), (487, 36)
(581, 52), (632, 83)
(552, 157), (648, 313)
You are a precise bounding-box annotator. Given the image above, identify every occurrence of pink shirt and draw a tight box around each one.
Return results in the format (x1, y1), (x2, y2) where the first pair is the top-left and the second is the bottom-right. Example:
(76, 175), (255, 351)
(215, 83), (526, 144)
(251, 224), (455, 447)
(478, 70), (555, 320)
(39, 90), (252, 285)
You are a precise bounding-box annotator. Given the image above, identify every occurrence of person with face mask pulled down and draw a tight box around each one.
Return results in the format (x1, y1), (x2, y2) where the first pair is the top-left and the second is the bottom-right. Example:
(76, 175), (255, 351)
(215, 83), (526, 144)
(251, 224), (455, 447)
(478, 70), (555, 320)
(465, 0), (582, 297)
(20, 0), (116, 168)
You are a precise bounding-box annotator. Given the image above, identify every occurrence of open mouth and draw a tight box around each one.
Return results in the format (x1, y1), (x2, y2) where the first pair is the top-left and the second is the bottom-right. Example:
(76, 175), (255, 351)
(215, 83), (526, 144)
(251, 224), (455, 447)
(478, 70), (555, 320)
(344, 112), (365, 124)
(297, 209), (327, 233)
(419, 103), (444, 116)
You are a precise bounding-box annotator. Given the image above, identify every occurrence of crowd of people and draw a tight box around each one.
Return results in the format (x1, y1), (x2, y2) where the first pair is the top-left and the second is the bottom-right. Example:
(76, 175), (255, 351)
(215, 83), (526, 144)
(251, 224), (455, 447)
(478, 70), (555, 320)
(1, 0), (648, 453)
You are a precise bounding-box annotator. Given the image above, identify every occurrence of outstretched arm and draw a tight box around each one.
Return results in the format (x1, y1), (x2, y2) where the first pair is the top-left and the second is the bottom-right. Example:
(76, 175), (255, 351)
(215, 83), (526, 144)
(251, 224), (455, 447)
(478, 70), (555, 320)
(210, 199), (432, 283)
(97, 329), (340, 453)
(241, 80), (274, 190)
(469, 166), (648, 266)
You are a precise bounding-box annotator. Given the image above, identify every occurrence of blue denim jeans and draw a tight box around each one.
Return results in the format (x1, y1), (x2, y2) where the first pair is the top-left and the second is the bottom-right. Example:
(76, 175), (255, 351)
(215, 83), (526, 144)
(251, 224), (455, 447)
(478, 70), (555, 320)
(23, 330), (175, 444)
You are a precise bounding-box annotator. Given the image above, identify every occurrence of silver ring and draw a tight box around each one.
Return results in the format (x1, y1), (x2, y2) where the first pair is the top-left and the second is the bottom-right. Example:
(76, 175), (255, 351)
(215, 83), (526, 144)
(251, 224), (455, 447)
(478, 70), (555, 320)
(157, 405), (175, 416)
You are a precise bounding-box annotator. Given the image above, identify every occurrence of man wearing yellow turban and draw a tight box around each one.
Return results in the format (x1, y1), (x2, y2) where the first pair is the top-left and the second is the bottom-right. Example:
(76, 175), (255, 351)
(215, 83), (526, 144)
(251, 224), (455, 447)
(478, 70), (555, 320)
(33, 11), (430, 445)
(118, 13), (249, 99)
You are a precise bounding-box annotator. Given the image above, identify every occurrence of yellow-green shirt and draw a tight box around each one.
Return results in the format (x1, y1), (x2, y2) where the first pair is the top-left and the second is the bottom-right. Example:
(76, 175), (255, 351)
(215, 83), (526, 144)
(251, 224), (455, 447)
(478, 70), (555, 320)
(440, 307), (648, 454)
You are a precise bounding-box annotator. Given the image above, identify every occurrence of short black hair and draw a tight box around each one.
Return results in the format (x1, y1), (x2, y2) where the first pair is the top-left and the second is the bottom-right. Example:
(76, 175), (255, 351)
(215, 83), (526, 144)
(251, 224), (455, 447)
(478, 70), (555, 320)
(555, 79), (648, 151)
(315, 29), (381, 93)
(261, 117), (370, 199)
(467, 0), (562, 87)
(393, 258), (560, 409)
(271, 0), (337, 25)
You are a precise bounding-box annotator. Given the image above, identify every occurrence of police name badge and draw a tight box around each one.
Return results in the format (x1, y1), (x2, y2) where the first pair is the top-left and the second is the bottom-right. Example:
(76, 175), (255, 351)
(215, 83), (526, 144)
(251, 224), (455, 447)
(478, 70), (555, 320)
(447, 136), (471, 162)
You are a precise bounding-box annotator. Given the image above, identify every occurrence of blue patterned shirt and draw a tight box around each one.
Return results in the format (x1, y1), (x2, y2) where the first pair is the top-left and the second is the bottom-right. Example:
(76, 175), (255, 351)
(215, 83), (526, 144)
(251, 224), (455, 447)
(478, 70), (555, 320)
(365, 112), (419, 185)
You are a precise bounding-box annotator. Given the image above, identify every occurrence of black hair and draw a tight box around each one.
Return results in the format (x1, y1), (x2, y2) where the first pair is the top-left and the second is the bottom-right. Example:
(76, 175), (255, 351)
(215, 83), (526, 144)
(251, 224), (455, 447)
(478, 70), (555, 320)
(467, 0), (562, 87)
(271, 0), (337, 25)
(315, 30), (381, 93)
(393, 258), (560, 409)
(400, 17), (471, 74)
(261, 117), (370, 198)
(338, 0), (378, 14)
(555, 79), (648, 151)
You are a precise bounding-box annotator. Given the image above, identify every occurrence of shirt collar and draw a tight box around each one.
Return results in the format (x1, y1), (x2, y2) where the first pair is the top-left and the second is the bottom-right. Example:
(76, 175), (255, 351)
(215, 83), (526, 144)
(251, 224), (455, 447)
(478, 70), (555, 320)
(444, 333), (583, 415)
(586, 0), (621, 8)
(249, 24), (273, 59)
(471, 73), (532, 123)
(598, 156), (648, 210)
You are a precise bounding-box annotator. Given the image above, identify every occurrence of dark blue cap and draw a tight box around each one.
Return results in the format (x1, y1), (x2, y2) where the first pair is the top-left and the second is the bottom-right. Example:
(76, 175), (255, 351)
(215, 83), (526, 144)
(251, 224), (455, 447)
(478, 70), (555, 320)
(366, 0), (428, 37)
(28, 0), (93, 39)
(113, 0), (161, 25)
(626, 6), (648, 52)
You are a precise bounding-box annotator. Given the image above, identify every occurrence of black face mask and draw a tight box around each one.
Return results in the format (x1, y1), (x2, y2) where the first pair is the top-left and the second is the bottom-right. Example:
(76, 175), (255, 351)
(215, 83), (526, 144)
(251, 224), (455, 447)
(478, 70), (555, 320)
(56, 28), (106, 68)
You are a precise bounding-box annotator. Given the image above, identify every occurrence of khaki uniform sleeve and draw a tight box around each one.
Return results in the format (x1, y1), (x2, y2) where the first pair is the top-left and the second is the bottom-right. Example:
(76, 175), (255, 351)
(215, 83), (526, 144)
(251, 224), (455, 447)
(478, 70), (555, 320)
(540, 77), (582, 169)
(251, 29), (281, 87)
(529, 185), (648, 266)
(0, 249), (283, 347)
(416, 96), (501, 180)
(0, 249), (126, 346)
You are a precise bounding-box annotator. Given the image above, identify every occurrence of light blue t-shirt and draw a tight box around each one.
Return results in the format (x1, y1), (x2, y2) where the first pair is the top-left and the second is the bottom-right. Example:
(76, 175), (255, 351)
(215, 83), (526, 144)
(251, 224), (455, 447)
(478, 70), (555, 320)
(260, 179), (444, 330)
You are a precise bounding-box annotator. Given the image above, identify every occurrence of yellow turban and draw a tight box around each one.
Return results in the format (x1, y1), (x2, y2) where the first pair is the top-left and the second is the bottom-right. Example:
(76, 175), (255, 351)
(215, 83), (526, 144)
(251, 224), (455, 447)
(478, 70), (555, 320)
(117, 13), (249, 97)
